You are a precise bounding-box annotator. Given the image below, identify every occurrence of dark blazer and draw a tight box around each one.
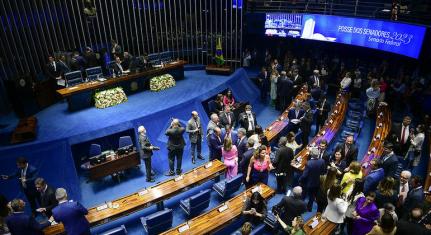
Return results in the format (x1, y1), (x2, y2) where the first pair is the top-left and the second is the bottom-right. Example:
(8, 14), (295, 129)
(299, 158), (326, 188)
(83, 51), (98, 67)
(9, 164), (38, 193)
(273, 146), (294, 177)
(165, 126), (185, 150)
(240, 148), (255, 179)
(236, 136), (248, 162)
(275, 196), (307, 225)
(317, 99), (331, 123)
(37, 185), (58, 217)
(379, 153), (400, 178)
(300, 109), (314, 134)
(46, 62), (62, 79)
(396, 219), (430, 235)
(391, 122), (413, 156)
(238, 112), (257, 131)
(219, 111), (236, 128)
(6, 212), (50, 235)
(288, 109), (305, 121)
(310, 87), (322, 101)
(257, 71), (269, 93)
(139, 134), (153, 159)
(292, 75), (303, 88)
(208, 133), (223, 160)
(277, 76), (293, 97)
(403, 186), (425, 214)
(221, 129), (238, 146)
(52, 201), (90, 235)
(363, 168), (385, 193)
(308, 75), (323, 89)
(335, 143), (359, 166)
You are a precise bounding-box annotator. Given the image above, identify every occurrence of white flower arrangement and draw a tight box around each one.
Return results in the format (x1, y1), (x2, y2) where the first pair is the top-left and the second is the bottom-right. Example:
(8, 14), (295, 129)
(150, 74), (176, 92)
(94, 87), (128, 109)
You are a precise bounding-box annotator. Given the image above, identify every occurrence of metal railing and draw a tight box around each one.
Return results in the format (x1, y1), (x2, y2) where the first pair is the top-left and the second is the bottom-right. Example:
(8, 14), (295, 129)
(246, 0), (431, 26)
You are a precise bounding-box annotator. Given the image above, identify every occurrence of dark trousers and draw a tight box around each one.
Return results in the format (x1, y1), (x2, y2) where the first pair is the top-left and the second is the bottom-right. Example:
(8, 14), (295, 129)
(143, 157), (152, 180)
(168, 148), (183, 173)
(23, 189), (38, 213)
(303, 186), (319, 210)
(190, 139), (202, 159)
(280, 96), (292, 112)
(301, 131), (310, 146)
(276, 174), (287, 194)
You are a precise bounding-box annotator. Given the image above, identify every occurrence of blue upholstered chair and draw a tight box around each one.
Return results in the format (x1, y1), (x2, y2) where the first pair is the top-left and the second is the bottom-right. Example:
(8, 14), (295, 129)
(98, 225), (127, 235)
(213, 174), (243, 199)
(118, 136), (133, 148)
(89, 144), (102, 157)
(208, 100), (217, 114)
(180, 189), (211, 217)
(140, 208), (173, 235)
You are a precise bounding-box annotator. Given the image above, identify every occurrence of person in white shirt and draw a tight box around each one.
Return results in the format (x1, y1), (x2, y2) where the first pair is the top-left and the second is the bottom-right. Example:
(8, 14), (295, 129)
(407, 124), (425, 169)
(397, 170), (411, 207)
(340, 72), (352, 91)
(322, 183), (348, 234)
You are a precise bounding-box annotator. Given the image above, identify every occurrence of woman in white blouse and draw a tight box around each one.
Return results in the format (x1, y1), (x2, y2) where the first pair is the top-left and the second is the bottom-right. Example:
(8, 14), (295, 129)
(285, 132), (302, 154)
(322, 183), (348, 234)
(407, 124), (425, 169)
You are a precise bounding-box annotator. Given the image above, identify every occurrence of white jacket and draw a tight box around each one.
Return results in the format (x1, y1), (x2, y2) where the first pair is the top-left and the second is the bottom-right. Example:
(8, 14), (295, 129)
(323, 197), (348, 224)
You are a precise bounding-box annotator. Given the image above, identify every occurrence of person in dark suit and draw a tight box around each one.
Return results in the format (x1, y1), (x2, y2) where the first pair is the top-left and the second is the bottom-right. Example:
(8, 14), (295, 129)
(240, 138), (255, 186)
(111, 39), (122, 58)
(287, 102), (305, 133)
(219, 105), (235, 129)
(272, 137), (294, 194)
(334, 135), (358, 166)
(6, 199), (50, 235)
(112, 56), (126, 75)
(165, 119), (185, 176)
(396, 208), (430, 235)
(34, 178), (57, 218)
(83, 47), (98, 67)
(1, 157), (38, 213)
(317, 140), (331, 165)
(52, 188), (90, 235)
(138, 125), (156, 182)
(186, 111), (205, 164)
(363, 160), (384, 194)
(70, 51), (87, 72)
(221, 124), (238, 145)
(277, 71), (294, 112)
(121, 51), (134, 71)
(403, 176), (425, 217)
(45, 56), (62, 81)
(291, 69), (303, 95)
(299, 102), (313, 147)
(315, 96), (331, 135)
(390, 116), (413, 157)
(257, 67), (269, 102)
(236, 128), (248, 164)
(378, 141), (400, 179)
(239, 105), (258, 136)
(208, 127), (223, 161)
(308, 69), (322, 89)
(299, 147), (326, 211)
(273, 186), (307, 226)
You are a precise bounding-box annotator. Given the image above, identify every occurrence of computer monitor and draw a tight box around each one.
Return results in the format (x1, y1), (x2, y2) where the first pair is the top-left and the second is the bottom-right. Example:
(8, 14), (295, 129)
(64, 71), (83, 87)
(86, 66), (103, 81)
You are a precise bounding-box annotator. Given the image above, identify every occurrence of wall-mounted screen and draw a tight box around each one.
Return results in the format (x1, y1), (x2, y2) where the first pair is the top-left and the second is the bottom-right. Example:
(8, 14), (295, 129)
(264, 13), (426, 58)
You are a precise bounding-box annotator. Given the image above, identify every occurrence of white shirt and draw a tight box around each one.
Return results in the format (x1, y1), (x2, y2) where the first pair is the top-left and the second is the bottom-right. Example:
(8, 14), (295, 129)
(21, 164), (28, 188)
(340, 77), (352, 89)
(410, 132), (424, 151)
(400, 125), (410, 144)
(399, 182), (409, 203)
(247, 113), (254, 131)
(323, 197), (348, 223)
(116, 63), (124, 73)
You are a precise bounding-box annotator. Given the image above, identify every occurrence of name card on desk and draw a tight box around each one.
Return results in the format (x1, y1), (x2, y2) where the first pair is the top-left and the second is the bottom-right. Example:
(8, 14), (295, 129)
(252, 186), (262, 194)
(96, 204), (108, 211)
(178, 224), (190, 233)
(175, 175), (184, 182)
(329, 119), (333, 124)
(138, 189), (149, 196)
(205, 162), (213, 168)
(218, 204), (228, 212)
(309, 218), (319, 228)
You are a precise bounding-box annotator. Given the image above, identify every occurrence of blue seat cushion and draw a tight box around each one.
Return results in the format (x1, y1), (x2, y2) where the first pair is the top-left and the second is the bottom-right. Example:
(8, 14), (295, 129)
(99, 225), (127, 235)
(180, 198), (191, 211)
(213, 181), (226, 195)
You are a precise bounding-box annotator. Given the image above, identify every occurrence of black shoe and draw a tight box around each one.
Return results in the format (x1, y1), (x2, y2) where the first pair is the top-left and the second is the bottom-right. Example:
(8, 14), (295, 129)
(146, 179), (155, 182)
(176, 170), (182, 175)
(192, 158), (196, 164)
(164, 171), (175, 176)
(197, 155), (205, 160)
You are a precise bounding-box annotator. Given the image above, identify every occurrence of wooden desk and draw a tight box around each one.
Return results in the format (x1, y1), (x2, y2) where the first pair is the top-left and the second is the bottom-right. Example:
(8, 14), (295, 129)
(43, 159), (226, 235)
(360, 103), (391, 176)
(292, 92), (349, 171)
(303, 214), (337, 235)
(264, 85), (309, 142)
(82, 151), (141, 181)
(161, 183), (275, 235)
(424, 134), (431, 202)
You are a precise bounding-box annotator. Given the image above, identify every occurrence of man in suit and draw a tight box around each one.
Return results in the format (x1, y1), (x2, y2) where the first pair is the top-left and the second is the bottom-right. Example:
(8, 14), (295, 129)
(112, 56), (127, 75)
(240, 138), (255, 186)
(238, 105), (257, 136)
(287, 101), (305, 133)
(391, 116), (413, 157)
(299, 147), (326, 211)
(277, 71), (294, 112)
(403, 176), (424, 217)
(6, 199), (50, 235)
(206, 113), (220, 138)
(273, 186), (307, 226)
(52, 188), (90, 235)
(70, 51), (87, 72)
(397, 170), (412, 211)
(317, 140), (331, 165)
(208, 127), (223, 161)
(335, 135), (358, 166)
(219, 105), (235, 129)
(363, 160), (384, 193)
(111, 39), (122, 58)
(221, 124), (238, 144)
(272, 137), (294, 194)
(83, 47), (98, 67)
(138, 125), (156, 182)
(315, 96), (331, 135)
(378, 141), (400, 179)
(291, 69), (303, 95)
(34, 178), (57, 218)
(236, 128), (248, 164)
(300, 102), (313, 147)
(45, 56), (62, 81)
(165, 119), (185, 176)
(186, 111), (204, 164)
(257, 67), (269, 102)
(121, 51), (134, 71)
(396, 208), (430, 235)
(2, 157), (38, 213)
(308, 69), (322, 89)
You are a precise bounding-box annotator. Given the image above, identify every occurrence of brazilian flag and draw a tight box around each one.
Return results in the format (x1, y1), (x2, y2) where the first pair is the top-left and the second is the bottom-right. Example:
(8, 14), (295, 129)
(214, 37), (225, 66)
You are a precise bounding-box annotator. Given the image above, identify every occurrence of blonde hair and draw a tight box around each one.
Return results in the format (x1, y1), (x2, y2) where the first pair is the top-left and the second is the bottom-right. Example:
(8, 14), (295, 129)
(224, 137), (232, 151)
(349, 161), (361, 174)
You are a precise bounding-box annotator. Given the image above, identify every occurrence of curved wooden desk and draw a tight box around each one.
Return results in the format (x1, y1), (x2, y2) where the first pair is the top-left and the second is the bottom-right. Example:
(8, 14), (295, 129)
(303, 214), (337, 235)
(43, 159), (226, 235)
(292, 92), (349, 171)
(264, 85), (309, 142)
(360, 103), (392, 175)
(161, 183), (275, 235)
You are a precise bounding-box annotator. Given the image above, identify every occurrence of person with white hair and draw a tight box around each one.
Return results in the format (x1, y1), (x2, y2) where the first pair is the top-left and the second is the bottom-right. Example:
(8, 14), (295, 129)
(186, 111), (204, 164)
(206, 113), (220, 138)
(165, 119), (185, 176)
(397, 170), (411, 207)
(138, 125), (158, 182)
(309, 69), (321, 88)
(273, 186), (307, 227)
(51, 188), (90, 235)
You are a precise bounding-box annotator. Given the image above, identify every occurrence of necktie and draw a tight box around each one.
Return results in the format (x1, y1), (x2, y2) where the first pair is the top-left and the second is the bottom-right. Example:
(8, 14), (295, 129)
(315, 76), (319, 87)
(21, 169), (26, 188)
(226, 113), (231, 125)
(401, 126), (406, 144)
(345, 145), (349, 156)
(248, 114), (254, 130)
